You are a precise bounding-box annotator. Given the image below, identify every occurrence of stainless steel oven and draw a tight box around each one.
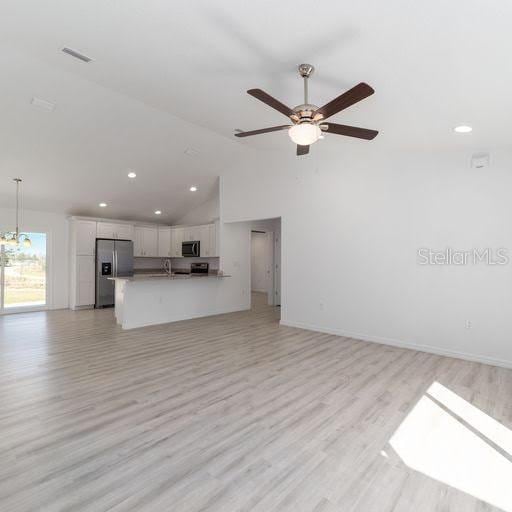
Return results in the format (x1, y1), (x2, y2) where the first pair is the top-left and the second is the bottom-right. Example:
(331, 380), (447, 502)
(182, 240), (200, 257)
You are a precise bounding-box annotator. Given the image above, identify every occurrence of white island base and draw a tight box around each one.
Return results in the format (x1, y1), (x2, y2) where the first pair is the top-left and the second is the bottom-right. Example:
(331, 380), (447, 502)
(112, 275), (232, 329)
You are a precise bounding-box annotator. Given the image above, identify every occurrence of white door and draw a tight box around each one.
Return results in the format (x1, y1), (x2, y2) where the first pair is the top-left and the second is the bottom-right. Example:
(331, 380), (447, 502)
(251, 232), (272, 294)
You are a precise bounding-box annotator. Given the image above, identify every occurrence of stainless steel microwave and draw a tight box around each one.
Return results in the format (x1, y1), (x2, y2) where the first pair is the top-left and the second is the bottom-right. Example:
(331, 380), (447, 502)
(182, 240), (200, 257)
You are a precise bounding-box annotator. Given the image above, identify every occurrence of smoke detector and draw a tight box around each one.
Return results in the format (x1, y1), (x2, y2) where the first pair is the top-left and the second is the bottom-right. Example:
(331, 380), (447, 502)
(471, 152), (490, 169)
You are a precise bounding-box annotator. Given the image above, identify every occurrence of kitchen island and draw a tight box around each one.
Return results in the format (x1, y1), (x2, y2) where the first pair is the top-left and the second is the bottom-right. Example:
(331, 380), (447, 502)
(111, 273), (231, 329)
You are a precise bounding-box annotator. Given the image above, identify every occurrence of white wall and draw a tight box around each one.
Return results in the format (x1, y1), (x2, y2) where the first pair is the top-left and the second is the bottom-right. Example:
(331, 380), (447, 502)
(221, 147), (512, 368)
(0, 207), (69, 309)
(218, 221), (251, 313)
(175, 193), (220, 226)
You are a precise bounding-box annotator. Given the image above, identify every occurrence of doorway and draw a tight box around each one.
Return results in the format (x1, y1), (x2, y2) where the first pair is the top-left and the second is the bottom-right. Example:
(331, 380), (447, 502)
(0, 232), (47, 313)
(250, 218), (281, 307)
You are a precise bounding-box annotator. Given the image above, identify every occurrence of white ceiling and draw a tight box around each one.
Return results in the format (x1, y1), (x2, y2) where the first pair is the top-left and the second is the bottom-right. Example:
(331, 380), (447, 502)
(0, 0), (510, 220)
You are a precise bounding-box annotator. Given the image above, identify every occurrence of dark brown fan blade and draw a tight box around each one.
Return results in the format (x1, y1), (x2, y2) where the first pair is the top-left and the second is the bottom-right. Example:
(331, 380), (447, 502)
(247, 89), (295, 118)
(297, 145), (310, 156)
(314, 83), (375, 120)
(323, 123), (378, 140)
(235, 125), (291, 137)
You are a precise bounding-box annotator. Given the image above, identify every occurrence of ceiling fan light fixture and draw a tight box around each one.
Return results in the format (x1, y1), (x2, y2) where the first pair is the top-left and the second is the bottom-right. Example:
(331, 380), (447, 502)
(288, 123), (321, 145)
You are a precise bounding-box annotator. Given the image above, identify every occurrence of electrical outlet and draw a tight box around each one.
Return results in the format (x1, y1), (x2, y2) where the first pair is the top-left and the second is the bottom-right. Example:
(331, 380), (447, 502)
(319, 302), (324, 311)
(465, 320), (472, 329)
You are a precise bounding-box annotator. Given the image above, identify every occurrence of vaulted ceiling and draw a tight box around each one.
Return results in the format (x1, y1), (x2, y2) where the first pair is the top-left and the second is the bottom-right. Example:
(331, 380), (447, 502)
(0, 0), (510, 221)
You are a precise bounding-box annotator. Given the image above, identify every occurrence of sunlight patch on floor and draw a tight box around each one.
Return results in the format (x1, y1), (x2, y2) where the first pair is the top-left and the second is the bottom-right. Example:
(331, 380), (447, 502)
(390, 381), (512, 511)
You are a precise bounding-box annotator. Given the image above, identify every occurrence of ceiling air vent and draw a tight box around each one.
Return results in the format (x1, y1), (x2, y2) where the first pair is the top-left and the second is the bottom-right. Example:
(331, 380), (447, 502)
(61, 47), (93, 63)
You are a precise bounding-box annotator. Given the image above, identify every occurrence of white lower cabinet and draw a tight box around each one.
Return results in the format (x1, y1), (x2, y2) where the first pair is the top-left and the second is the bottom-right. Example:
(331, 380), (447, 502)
(76, 255), (95, 306)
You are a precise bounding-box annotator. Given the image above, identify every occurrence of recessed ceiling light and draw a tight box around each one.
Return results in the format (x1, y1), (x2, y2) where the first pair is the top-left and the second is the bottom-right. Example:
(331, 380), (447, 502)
(454, 125), (472, 133)
(189, 186), (197, 192)
(184, 148), (200, 157)
(99, 202), (107, 208)
(127, 171), (137, 178)
(154, 210), (162, 215)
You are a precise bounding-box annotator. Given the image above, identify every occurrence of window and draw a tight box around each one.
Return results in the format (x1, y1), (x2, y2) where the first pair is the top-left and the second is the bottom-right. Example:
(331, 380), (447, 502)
(1, 232), (47, 311)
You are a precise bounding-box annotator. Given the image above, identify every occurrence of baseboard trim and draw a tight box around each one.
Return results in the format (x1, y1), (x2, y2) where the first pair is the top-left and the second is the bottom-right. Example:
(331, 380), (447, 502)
(279, 319), (512, 370)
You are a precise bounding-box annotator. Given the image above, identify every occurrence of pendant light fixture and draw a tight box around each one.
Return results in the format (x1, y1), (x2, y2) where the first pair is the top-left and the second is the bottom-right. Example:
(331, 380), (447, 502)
(0, 178), (31, 247)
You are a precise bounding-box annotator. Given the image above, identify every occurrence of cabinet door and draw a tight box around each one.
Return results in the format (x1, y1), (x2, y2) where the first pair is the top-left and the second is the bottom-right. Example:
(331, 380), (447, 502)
(158, 227), (171, 257)
(143, 227), (158, 257)
(76, 255), (95, 306)
(76, 220), (97, 255)
(197, 225), (211, 257)
(184, 226), (198, 242)
(134, 227), (144, 257)
(97, 222), (117, 239)
(171, 228), (184, 257)
(209, 223), (218, 257)
(116, 224), (134, 240)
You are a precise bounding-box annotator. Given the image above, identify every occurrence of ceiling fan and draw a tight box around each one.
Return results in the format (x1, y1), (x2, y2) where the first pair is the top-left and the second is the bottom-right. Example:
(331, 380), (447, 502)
(235, 64), (378, 155)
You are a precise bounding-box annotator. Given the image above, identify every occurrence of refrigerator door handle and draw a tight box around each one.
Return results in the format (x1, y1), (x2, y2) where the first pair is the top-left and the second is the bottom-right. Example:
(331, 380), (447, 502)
(113, 250), (117, 277)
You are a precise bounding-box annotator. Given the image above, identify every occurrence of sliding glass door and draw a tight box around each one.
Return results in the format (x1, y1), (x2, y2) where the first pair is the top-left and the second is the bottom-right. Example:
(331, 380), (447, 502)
(0, 232), (47, 312)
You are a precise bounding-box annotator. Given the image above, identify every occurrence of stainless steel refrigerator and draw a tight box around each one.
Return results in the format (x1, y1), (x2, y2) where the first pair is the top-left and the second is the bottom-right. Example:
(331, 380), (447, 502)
(95, 239), (134, 308)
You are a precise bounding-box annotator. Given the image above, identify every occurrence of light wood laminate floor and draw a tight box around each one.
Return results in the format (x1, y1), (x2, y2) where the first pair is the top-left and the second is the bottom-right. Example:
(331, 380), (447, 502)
(1, 293), (511, 512)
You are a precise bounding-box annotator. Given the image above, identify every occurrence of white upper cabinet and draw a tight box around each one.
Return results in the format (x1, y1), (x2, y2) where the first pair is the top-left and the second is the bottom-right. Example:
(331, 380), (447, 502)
(116, 224), (134, 240)
(134, 226), (158, 257)
(171, 227), (184, 257)
(209, 223), (219, 257)
(97, 222), (134, 240)
(75, 220), (97, 256)
(198, 225), (212, 257)
(157, 227), (172, 257)
(170, 224), (218, 257)
(183, 226), (200, 242)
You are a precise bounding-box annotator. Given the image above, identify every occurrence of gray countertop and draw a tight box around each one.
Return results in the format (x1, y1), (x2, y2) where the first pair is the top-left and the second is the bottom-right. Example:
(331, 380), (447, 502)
(109, 273), (230, 282)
